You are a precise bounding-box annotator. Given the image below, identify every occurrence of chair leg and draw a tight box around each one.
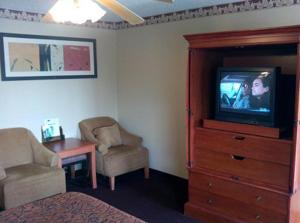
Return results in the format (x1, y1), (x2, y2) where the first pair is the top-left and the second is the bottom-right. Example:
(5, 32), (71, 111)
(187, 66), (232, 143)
(70, 165), (76, 179)
(109, 176), (115, 191)
(144, 167), (149, 179)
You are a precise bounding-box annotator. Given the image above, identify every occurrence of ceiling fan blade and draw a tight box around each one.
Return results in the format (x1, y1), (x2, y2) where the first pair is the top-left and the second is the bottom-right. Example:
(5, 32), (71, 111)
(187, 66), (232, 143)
(41, 0), (59, 22)
(42, 12), (54, 22)
(96, 0), (144, 25)
(155, 0), (175, 3)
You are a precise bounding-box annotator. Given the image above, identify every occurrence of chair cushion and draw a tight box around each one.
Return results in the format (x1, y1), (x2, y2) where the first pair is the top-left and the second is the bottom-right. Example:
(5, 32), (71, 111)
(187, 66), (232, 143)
(93, 124), (122, 153)
(96, 145), (148, 177)
(0, 163), (66, 209)
(0, 166), (6, 180)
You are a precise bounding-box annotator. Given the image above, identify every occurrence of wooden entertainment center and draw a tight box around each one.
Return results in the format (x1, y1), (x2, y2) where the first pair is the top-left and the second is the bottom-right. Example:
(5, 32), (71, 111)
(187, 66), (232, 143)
(184, 26), (300, 223)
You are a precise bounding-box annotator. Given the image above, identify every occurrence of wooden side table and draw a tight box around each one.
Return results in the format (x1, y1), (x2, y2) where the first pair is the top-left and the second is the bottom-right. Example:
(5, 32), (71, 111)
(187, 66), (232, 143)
(44, 138), (97, 189)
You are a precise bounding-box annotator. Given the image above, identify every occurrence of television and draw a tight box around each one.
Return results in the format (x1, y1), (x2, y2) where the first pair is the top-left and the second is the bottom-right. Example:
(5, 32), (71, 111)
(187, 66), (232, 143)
(215, 67), (280, 127)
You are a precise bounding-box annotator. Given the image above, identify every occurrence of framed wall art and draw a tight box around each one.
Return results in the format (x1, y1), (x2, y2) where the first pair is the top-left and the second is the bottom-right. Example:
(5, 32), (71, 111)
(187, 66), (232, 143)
(0, 33), (97, 81)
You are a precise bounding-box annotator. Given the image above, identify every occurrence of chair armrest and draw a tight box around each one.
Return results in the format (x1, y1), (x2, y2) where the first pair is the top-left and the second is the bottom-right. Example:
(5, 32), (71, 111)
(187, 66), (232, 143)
(0, 166), (6, 181)
(28, 131), (59, 167)
(119, 126), (143, 146)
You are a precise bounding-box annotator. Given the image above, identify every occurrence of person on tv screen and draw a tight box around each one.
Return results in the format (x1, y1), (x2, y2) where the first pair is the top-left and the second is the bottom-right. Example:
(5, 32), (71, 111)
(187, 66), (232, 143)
(250, 74), (270, 111)
(232, 80), (251, 109)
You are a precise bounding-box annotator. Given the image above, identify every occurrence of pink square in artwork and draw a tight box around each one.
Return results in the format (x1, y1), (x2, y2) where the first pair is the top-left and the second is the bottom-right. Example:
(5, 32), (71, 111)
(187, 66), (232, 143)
(63, 45), (91, 71)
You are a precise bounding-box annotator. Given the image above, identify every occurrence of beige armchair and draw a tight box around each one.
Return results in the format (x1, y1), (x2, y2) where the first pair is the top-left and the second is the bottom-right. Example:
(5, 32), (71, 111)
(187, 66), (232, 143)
(79, 117), (149, 190)
(0, 128), (66, 209)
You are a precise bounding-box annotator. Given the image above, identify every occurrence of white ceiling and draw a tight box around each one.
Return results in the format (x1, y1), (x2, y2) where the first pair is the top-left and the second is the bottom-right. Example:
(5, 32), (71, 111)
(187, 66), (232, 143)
(0, 0), (244, 22)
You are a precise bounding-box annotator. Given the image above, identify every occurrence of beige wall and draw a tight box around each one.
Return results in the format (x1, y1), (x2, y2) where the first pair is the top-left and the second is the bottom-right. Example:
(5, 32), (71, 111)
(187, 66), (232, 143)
(0, 19), (118, 140)
(2, 5), (300, 179)
(116, 5), (300, 178)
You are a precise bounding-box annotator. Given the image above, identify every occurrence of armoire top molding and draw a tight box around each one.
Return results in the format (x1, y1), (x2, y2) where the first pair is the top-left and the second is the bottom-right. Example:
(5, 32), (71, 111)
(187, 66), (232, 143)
(184, 25), (300, 48)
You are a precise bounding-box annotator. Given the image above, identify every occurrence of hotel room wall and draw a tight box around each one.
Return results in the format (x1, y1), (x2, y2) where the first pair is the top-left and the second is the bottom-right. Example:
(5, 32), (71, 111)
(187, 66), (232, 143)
(116, 5), (300, 178)
(0, 19), (118, 140)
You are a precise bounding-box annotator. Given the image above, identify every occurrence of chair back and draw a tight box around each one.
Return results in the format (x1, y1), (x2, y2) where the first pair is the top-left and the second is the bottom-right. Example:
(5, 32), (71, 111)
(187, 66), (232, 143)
(0, 128), (33, 168)
(79, 116), (117, 140)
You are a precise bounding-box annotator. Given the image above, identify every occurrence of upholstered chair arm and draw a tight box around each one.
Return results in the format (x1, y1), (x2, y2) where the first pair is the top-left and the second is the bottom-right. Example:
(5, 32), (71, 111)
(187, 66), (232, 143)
(0, 166), (6, 181)
(28, 131), (60, 167)
(119, 126), (143, 146)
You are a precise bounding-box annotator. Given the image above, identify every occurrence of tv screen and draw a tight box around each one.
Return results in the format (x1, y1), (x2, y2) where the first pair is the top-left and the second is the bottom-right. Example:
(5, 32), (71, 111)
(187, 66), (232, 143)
(215, 67), (279, 127)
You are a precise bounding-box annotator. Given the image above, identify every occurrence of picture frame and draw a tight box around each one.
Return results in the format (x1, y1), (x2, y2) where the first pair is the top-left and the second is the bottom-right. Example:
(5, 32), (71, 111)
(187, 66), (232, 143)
(41, 126), (65, 143)
(0, 32), (97, 81)
(41, 118), (65, 143)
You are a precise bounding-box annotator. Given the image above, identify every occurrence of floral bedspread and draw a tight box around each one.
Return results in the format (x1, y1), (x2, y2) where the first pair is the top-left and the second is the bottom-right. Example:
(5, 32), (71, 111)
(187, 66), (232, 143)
(0, 192), (145, 223)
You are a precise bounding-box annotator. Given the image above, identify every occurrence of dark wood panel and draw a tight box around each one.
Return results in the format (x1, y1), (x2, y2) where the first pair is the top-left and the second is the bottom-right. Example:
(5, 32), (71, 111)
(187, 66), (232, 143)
(188, 49), (203, 168)
(184, 202), (235, 223)
(189, 50), (222, 124)
(223, 55), (297, 75)
(188, 49), (223, 168)
(287, 44), (300, 223)
(189, 188), (287, 223)
(195, 148), (290, 190)
(189, 172), (289, 215)
(194, 127), (291, 165)
(203, 119), (281, 139)
(186, 49), (191, 168)
(290, 43), (300, 193)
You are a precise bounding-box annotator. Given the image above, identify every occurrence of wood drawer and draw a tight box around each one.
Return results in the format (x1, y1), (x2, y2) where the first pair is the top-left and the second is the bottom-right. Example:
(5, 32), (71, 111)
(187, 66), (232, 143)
(189, 172), (289, 215)
(194, 128), (292, 165)
(185, 202), (235, 223)
(194, 148), (290, 190)
(189, 187), (287, 223)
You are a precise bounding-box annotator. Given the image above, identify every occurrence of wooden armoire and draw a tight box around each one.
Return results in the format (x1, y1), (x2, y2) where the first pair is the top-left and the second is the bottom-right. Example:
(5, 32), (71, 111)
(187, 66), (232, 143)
(184, 26), (300, 223)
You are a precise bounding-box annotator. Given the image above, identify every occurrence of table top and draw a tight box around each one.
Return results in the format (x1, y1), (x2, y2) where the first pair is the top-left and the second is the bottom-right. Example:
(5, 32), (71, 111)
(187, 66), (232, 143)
(43, 138), (95, 153)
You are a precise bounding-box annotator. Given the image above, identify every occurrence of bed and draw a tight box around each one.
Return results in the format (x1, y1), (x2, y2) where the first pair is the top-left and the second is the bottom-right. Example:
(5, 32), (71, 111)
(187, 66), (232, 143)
(0, 192), (145, 223)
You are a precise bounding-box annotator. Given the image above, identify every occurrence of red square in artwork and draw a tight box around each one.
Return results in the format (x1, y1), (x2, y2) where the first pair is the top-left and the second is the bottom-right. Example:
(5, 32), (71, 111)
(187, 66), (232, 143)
(63, 45), (91, 71)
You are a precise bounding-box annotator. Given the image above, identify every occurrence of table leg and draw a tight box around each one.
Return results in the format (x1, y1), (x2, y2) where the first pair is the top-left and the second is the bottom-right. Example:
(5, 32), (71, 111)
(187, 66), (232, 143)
(90, 147), (97, 189)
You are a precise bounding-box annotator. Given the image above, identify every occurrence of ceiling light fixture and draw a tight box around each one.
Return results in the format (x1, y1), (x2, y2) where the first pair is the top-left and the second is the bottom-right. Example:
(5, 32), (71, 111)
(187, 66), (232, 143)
(49, 0), (106, 24)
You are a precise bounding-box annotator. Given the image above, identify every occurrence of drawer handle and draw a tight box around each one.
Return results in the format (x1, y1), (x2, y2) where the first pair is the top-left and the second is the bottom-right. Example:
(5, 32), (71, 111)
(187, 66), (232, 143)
(231, 155), (245, 160)
(255, 215), (261, 220)
(256, 196), (262, 201)
(234, 135), (245, 140)
(207, 199), (213, 204)
(208, 182), (213, 188)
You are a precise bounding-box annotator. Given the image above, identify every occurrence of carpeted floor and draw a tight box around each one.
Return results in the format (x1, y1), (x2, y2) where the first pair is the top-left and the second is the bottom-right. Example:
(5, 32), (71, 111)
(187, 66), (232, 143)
(66, 168), (199, 223)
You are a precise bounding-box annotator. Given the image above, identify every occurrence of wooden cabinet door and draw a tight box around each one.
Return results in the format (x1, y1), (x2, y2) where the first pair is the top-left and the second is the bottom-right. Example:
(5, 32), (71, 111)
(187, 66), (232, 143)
(289, 42), (300, 223)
